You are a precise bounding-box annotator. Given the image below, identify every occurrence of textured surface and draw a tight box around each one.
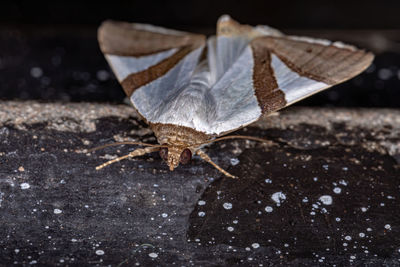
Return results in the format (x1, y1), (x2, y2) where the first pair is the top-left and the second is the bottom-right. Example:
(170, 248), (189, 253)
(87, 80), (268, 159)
(0, 101), (399, 266)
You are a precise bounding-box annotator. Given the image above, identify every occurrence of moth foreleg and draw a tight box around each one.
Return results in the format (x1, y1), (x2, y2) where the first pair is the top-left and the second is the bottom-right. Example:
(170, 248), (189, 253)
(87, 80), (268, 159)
(196, 150), (237, 179)
(95, 146), (159, 170)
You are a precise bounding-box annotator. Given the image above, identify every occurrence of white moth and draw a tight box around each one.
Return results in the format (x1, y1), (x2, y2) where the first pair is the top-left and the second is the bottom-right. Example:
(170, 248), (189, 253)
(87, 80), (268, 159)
(95, 15), (373, 178)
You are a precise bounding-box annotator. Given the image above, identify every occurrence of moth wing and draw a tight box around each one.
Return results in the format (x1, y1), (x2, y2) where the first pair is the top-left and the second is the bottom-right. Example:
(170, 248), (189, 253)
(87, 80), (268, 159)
(207, 15), (373, 135)
(251, 35), (374, 107)
(98, 20), (206, 111)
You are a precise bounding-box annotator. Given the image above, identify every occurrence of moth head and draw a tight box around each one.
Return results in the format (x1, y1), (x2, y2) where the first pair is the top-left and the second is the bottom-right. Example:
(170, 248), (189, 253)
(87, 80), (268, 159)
(159, 145), (192, 171)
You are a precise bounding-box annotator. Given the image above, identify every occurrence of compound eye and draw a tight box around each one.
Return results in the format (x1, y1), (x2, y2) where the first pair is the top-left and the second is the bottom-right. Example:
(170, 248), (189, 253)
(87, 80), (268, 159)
(180, 149), (192, 165)
(159, 145), (168, 161)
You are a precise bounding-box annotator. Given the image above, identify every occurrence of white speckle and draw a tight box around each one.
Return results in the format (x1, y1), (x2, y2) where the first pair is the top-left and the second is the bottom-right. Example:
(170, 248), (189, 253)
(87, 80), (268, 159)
(14, 249), (20, 254)
(342, 167), (348, 171)
(245, 247), (251, 251)
(336, 217), (341, 222)
(198, 200), (206, 206)
(378, 68), (393, 80)
(95, 250), (104, 255)
(322, 164), (329, 170)
(153, 184), (159, 187)
(302, 197), (309, 203)
(350, 255), (356, 260)
(84, 205), (89, 208)
(359, 233), (365, 238)
(29, 260), (37, 265)
(344, 235), (352, 241)
(384, 224), (391, 230)
(333, 187), (342, 194)
(313, 177), (318, 182)
(233, 220), (238, 224)
(361, 207), (368, 212)
(251, 243), (260, 249)
(30, 67), (43, 78)
(387, 195), (395, 199)
(367, 227), (372, 232)
(265, 178), (272, 183)
(319, 195), (333, 205)
(230, 158), (240, 166)
(271, 192), (286, 206)
(96, 70), (110, 81)
(198, 211), (206, 217)
(71, 238), (77, 242)
(148, 252), (158, 258)
(265, 206), (273, 213)
(310, 211), (316, 216)
(223, 202), (233, 210)
(20, 183), (30, 190)
(161, 213), (168, 218)
(339, 180), (348, 186)
(53, 208), (62, 214)
(343, 242), (348, 247)
(227, 226), (234, 232)
(284, 243), (289, 247)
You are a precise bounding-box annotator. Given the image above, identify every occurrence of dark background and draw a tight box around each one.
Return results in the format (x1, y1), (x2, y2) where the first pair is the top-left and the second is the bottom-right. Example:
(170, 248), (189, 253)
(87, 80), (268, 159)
(0, 0), (399, 107)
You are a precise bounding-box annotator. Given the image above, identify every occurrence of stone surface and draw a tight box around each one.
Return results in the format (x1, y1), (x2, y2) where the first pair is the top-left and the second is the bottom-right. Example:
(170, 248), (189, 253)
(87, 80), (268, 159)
(0, 101), (399, 266)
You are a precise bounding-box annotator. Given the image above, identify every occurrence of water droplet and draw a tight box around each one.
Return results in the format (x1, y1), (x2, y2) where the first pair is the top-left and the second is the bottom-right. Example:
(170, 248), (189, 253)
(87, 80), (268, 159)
(333, 187), (342, 194)
(230, 158), (240, 166)
(319, 195), (333, 205)
(148, 252), (158, 258)
(271, 192), (286, 206)
(20, 183), (30, 190)
(95, 250), (104, 255)
(223, 202), (233, 210)
(251, 243), (260, 249)
(53, 209), (62, 214)
(265, 206), (273, 213)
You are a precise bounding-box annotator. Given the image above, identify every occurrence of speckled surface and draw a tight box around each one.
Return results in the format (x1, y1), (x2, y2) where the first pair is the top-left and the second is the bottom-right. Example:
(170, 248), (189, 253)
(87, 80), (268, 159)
(0, 101), (399, 266)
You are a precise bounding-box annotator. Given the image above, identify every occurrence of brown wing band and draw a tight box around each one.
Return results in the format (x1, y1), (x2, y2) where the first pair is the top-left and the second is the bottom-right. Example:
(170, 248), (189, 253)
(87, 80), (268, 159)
(98, 20), (205, 57)
(120, 46), (196, 96)
(254, 36), (374, 85)
(250, 41), (287, 114)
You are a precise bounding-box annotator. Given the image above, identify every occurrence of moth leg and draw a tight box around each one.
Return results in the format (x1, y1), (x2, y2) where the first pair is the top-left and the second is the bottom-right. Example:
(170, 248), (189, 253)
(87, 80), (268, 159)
(196, 150), (237, 179)
(96, 146), (159, 170)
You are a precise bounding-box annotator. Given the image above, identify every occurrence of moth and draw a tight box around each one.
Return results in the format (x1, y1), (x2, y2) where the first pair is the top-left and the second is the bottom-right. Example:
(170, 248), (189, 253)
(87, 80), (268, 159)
(96, 15), (373, 178)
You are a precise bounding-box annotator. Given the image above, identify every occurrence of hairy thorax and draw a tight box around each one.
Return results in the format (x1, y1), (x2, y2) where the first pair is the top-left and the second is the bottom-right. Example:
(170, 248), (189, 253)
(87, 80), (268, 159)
(150, 123), (211, 170)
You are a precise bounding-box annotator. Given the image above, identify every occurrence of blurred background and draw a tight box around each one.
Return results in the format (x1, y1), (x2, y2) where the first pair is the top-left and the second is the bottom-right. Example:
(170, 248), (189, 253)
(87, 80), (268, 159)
(0, 0), (399, 107)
